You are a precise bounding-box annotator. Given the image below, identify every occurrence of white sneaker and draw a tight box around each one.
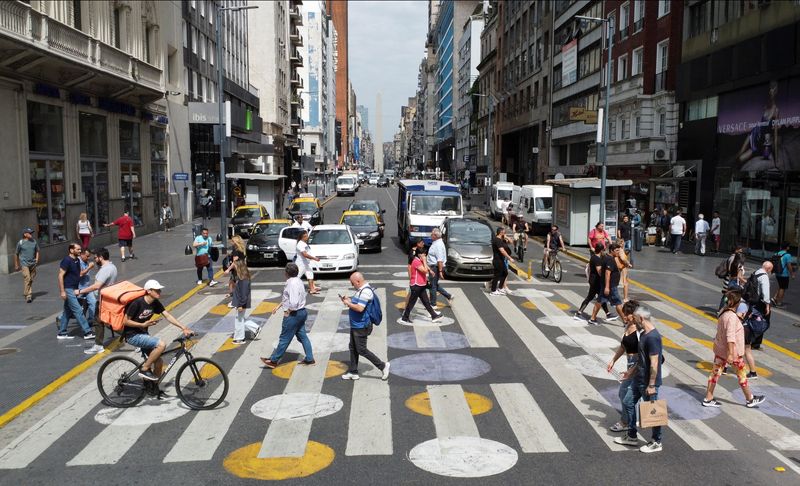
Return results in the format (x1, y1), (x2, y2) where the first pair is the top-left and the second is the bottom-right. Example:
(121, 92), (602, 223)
(341, 372), (360, 380)
(209, 280), (219, 287)
(227, 302), (234, 308)
(381, 362), (391, 380)
(490, 290), (504, 296)
(196, 280), (203, 285)
(639, 441), (662, 453)
(504, 288), (514, 295)
(613, 435), (639, 446)
(83, 344), (105, 355)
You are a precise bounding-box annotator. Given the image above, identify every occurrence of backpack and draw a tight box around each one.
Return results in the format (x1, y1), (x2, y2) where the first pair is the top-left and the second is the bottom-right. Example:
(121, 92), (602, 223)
(746, 309), (770, 335)
(361, 286), (383, 326)
(770, 251), (786, 274)
(741, 272), (765, 305)
(98, 281), (147, 331)
(714, 256), (733, 279)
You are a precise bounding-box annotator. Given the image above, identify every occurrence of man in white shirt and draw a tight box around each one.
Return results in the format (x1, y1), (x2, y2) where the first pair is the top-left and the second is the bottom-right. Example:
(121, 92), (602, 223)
(291, 214), (313, 231)
(694, 213), (711, 256)
(426, 229), (453, 306)
(260, 262), (314, 368)
(711, 211), (721, 253)
(669, 210), (687, 254)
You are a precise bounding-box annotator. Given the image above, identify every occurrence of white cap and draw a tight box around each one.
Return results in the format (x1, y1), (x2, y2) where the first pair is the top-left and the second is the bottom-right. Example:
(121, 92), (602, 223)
(143, 279), (165, 290)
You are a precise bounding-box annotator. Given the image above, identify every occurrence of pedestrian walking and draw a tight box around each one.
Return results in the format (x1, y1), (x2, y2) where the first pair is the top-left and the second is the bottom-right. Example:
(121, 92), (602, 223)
(490, 227), (514, 296)
(615, 243), (633, 302)
(694, 213), (710, 256)
(56, 243), (94, 340)
(260, 263), (314, 368)
(734, 299), (760, 380)
(589, 243), (625, 325)
(295, 230), (321, 294)
(200, 192), (213, 220)
(711, 211), (721, 252)
(407, 238), (425, 304)
(225, 235), (247, 306)
(14, 227), (39, 303)
(76, 212), (93, 249)
(340, 272), (390, 381)
(702, 290), (766, 408)
(400, 247), (444, 323)
(230, 259), (260, 345)
(613, 304), (664, 453)
(160, 203), (173, 232)
(78, 247), (118, 354)
(291, 213), (313, 231)
(574, 243), (615, 320)
(427, 228), (453, 306)
(617, 215), (632, 253)
(588, 222), (611, 251)
(669, 210), (687, 254)
(747, 261), (772, 350)
(192, 227), (219, 286)
(771, 241), (795, 307)
(607, 300), (640, 434)
(658, 209), (671, 246)
(76, 248), (96, 328)
(104, 210), (136, 262)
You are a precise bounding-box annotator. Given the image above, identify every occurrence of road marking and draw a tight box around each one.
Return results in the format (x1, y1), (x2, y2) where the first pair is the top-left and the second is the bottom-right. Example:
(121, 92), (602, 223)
(447, 287), (498, 347)
(258, 290), (346, 458)
(429, 384), (479, 438)
(490, 383), (568, 453)
(345, 288), (392, 456)
(406, 391), (493, 417)
(163, 309), (284, 463)
(487, 293), (631, 451)
(767, 449), (800, 476)
(413, 325), (446, 348)
(383, 187), (397, 210)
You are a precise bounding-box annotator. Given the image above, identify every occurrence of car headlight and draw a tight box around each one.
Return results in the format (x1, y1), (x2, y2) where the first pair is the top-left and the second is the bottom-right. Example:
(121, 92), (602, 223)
(447, 248), (462, 260)
(369, 231), (380, 237)
(343, 253), (356, 259)
(247, 244), (257, 250)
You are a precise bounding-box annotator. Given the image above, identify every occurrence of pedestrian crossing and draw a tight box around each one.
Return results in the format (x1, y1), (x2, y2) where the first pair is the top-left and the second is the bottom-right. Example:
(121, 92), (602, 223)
(1, 283), (799, 479)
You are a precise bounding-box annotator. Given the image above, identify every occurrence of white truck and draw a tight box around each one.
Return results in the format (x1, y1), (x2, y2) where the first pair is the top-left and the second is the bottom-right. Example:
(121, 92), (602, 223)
(518, 185), (553, 232)
(335, 174), (358, 196)
(489, 181), (520, 220)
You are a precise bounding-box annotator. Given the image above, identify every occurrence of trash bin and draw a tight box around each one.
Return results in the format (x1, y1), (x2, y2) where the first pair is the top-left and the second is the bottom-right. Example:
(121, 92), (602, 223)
(634, 228), (644, 252)
(192, 223), (203, 238)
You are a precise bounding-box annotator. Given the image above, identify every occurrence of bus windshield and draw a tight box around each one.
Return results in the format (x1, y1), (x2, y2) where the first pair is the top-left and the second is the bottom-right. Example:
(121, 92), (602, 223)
(409, 194), (461, 216)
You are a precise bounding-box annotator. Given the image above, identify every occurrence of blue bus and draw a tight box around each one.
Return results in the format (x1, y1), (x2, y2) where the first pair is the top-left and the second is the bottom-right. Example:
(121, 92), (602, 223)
(397, 179), (463, 245)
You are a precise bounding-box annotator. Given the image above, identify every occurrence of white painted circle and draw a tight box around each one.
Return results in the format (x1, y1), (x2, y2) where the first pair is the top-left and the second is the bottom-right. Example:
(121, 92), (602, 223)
(393, 282), (410, 289)
(392, 271), (408, 277)
(396, 313), (455, 327)
(566, 354), (671, 381)
(273, 331), (350, 354)
(251, 393), (343, 420)
(409, 436), (518, 478)
(95, 396), (190, 426)
(537, 316), (587, 328)
(305, 301), (347, 312)
(556, 334), (620, 350)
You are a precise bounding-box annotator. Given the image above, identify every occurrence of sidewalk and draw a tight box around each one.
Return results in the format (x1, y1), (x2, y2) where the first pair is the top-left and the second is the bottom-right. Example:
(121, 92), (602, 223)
(0, 218), (225, 417)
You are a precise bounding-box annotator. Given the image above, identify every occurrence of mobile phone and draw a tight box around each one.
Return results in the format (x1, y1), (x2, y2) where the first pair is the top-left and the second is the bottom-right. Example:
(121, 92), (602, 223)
(338, 294), (345, 300)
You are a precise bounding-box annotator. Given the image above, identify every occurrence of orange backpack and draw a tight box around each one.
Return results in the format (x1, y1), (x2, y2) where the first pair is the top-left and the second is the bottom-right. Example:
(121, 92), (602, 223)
(98, 281), (147, 331)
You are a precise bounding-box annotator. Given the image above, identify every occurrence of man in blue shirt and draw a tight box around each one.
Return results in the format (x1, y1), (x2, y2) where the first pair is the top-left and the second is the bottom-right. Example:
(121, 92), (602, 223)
(57, 243), (94, 339)
(192, 227), (219, 286)
(340, 272), (389, 381)
(427, 229), (452, 306)
(772, 241), (795, 307)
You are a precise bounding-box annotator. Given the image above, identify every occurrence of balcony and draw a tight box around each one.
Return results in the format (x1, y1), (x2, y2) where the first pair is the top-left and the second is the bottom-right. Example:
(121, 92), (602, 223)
(290, 28), (303, 46)
(0, 1), (163, 103)
(289, 6), (302, 24)
(290, 49), (303, 66)
(633, 18), (643, 33)
(290, 74), (303, 89)
(290, 95), (303, 107)
(291, 117), (303, 128)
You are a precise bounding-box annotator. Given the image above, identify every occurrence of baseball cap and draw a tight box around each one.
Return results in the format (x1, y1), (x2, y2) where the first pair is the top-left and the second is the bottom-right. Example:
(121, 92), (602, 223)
(143, 279), (165, 290)
(22, 227), (33, 235)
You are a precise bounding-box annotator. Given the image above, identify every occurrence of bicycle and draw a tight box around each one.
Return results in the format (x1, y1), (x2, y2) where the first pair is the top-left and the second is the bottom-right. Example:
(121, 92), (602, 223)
(541, 248), (563, 283)
(512, 226), (528, 262)
(97, 334), (229, 410)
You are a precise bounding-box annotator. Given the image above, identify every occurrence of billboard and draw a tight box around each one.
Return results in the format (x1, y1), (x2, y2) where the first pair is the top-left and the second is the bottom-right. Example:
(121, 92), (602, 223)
(561, 39), (578, 87)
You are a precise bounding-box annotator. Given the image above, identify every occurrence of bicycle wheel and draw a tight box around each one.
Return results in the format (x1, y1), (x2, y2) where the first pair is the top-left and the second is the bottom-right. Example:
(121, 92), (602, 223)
(553, 259), (563, 283)
(517, 240), (525, 261)
(97, 356), (146, 408)
(541, 256), (550, 278)
(175, 358), (229, 410)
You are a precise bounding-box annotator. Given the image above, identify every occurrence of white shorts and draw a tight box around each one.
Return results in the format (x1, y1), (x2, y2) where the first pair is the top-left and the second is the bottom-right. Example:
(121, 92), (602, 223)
(297, 263), (314, 280)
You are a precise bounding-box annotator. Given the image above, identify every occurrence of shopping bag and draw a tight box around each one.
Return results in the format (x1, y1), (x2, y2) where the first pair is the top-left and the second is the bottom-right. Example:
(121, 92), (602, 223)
(639, 399), (669, 428)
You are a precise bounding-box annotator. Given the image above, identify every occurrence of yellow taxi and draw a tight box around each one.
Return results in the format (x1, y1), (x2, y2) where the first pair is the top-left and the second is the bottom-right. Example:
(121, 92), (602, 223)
(244, 219), (292, 265)
(228, 204), (270, 238)
(288, 197), (324, 225)
(339, 210), (382, 251)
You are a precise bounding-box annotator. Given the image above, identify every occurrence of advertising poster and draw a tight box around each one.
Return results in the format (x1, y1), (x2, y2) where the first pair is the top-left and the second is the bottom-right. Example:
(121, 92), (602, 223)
(561, 39), (578, 87)
(605, 199), (618, 242)
(786, 198), (800, 247)
(717, 77), (800, 172)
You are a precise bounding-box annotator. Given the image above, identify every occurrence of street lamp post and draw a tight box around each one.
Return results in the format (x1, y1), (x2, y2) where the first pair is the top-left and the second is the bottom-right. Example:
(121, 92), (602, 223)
(216, 3), (258, 252)
(577, 14), (614, 224)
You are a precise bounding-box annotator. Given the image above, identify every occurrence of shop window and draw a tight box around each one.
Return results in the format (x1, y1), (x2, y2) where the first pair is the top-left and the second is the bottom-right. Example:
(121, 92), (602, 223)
(119, 120), (140, 160)
(81, 161), (109, 231)
(31, 160), (66, 245)
(121, 163), (143, 226)
(79, 112), (107, 157)
(150, 126), (166, 161)
(152, 163), (168, 219)
(27, 101), (63, 154)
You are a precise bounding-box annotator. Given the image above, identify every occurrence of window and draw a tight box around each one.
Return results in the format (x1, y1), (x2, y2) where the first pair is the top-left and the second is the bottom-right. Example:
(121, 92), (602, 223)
(632, 47), (643, 75)
(82, 161), (109, 231)
(310, 143), (317, 155)
(200, 0), (205, 17)
(113, 7), (121, 48)
(658, 111), (666, 136)
(656, 40), (668, 74)
(200, 33), (206, 60)
(610, 119), (617, 141)
(209, 1), (213, 24)
(191, 0), (196, 9)
(658, 0), (670, 18)
(119, 120), (140, 160)
(27, 101), (63, 154)
(79, 112), (107, 158)
(121, 163), (142, 225)
(31, 160), (66, 245)
(688, 1), (708, 38)
(182, 20), (187, 48)
(620, 3), (629, 31)
(620, 117), (627, 140)
(617, 55), (628, 82)
(633, 0), (644, 22)
(603, 59), (614, 86)
(634, 115), (641, 137)
(191, 71), (198, 99)
(209, 39), (214, 65)
(685, 96), (718, 121)
(192, 27), (197, 54)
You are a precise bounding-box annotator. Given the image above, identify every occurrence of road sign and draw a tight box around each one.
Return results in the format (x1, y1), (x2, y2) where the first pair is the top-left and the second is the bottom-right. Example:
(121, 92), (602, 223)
(172, 172), (189, 181)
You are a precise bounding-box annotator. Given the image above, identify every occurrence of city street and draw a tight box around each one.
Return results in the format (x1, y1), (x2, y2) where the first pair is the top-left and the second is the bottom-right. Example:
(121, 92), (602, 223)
(1, 186), (799, 485)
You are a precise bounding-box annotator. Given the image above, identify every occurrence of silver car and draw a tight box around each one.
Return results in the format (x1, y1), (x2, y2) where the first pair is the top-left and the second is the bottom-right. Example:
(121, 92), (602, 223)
(440, 217), (494, 278)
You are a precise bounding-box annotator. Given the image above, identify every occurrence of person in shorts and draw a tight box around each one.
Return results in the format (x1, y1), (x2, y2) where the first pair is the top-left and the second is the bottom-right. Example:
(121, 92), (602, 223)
(589, 243), (624, 325)
(295, 230), (321, 294)
(772, 241), (795, 307)
(123, 280), (193, 381)
(105, 210), (136, 262)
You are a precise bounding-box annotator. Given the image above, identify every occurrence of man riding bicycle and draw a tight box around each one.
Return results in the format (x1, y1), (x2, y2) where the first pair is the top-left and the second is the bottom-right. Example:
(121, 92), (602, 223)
(544, 224), (566, 271)
(123, 280), (193, 381)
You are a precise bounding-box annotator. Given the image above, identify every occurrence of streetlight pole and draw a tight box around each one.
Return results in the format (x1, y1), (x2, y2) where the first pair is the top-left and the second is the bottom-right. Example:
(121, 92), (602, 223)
(216, 3), (258, 252)
(577, 14), (613, 224)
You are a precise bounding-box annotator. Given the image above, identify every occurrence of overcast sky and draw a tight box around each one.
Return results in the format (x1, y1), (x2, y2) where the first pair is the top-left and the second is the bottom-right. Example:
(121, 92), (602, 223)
(349, 1), (428, 143)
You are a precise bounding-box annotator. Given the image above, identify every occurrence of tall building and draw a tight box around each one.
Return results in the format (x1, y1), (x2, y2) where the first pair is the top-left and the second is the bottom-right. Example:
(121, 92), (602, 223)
(423, 1), (440, 167)
(375, 92), (384, 172)
(455, 12), (484, 176)
(0, 0), (167, 271)
(327, 0), (348, 168)
(475, 1), (498, 182)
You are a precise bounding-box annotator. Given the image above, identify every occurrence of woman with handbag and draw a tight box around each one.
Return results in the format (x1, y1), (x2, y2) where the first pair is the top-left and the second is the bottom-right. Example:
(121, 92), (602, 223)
(230, 259), (260, 344)
(399, 247), (443, 324)
(606, 300), (640, 434)
(225, 236), (247, 305)
(76, 212), (93, 250)
(192, 227), (219, 287)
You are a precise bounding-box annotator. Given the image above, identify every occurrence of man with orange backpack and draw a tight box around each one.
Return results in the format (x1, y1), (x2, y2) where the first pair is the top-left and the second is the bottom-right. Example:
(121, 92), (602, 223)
(76, 248), (117, 355)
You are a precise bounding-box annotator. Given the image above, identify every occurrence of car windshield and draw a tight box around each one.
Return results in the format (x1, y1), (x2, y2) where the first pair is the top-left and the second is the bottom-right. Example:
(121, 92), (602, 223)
(251, 223), (287, 236)
(448, 221), (492, 244)
(338, 177), (355, 185)
(343, 215), (376, 226)
(309, 229), (352, 245)
(410, 195), (461, 216)
(233, 208), (261, 219)
(535, 197), (553, 211)
(349, 201), (380, 212)
(290, 202), (317, 213)
(496, 189), (513, 200)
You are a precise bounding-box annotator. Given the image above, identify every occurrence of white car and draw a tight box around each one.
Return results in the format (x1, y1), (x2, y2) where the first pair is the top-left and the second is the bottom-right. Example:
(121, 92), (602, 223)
(306, 224), (362, 274)
(368, 175), (379, 185)
(277, 226), (307, 262)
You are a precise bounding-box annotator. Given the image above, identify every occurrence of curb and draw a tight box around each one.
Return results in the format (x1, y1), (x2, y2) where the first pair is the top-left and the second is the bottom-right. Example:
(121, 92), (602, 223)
(320, 194), (337, 207)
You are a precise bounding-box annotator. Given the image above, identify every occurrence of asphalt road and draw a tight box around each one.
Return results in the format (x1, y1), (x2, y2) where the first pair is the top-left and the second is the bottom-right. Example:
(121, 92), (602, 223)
(0, 186), (798, 485)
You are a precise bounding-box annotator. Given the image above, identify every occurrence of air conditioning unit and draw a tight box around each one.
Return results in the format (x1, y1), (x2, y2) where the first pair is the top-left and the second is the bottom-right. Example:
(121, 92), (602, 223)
(710, 28), (719, 44)
(654, 148), (669, 161)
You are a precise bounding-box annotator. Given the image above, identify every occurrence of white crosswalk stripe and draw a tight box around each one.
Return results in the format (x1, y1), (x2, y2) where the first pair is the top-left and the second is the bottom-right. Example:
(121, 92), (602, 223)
(490, 383), (568, 453)
(447, 288), (498, 347)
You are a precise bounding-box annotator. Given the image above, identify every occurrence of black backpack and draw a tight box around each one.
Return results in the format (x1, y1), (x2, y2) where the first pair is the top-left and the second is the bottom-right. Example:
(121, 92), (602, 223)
(770, 251), (786, 274)
(714, 257), (731, 279)
(741, 272), (765, 304)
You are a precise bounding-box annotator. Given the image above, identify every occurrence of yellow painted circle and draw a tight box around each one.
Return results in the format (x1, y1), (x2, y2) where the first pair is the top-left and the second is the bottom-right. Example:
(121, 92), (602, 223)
(223, 441), (334, 480)
(393, 290), (408, 298)
(659, 319), (684, 330)
(272, 360), (348, 380)
(209, 304), (233, 316)
(522, 301), (569, 310)
(694, 338), (713, 350)
(252, 301), (280, 315)
(522, 301), (537, 310)
(661, 337), (685, 350)
(405, 391), (493, 417)
(695, 360), (773, 378)
(553, 301), (570, 311)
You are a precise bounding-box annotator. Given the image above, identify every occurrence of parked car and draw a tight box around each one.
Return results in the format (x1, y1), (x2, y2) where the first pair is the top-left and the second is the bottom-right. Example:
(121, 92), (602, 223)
(377, 175), (390, 187)
(245, 219), (291, 265)
(440, 217), (494, 279)
(306, 224), (361, 274)
(346, 199), (386, 230)
(340, 210), (382, 251)
(228, 204), (270, 238)
(287, 197), (323, 226)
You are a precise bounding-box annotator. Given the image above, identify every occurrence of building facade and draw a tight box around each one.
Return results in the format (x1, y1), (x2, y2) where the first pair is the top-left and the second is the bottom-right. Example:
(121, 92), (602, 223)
(455, 13), (484, 176)
(475, 1), (498, 183)
(326, 0), (347, 168)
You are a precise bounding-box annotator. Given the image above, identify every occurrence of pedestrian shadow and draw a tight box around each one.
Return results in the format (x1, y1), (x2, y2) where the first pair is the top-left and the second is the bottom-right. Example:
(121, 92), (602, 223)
(580, 397), (619, 429)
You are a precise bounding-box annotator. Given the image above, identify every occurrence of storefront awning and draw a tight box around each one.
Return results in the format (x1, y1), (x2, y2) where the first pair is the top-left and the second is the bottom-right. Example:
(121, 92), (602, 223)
(226, 173), (287, 181)
(545, 177), (633, 189)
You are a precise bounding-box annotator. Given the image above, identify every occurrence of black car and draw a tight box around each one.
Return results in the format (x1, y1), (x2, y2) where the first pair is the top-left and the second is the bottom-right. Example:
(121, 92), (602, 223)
(245, 220), (291, 265)
(341, 212), (382, 252)
(346, 199), (386, 232)
(228, 204), (270, 238)
(287, 199), (324, 226)
(377, 176), (389, 187)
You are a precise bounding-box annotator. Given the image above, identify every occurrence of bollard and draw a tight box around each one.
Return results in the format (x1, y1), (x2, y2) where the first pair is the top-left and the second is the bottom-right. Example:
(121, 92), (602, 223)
(528, 260), (532, 280)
